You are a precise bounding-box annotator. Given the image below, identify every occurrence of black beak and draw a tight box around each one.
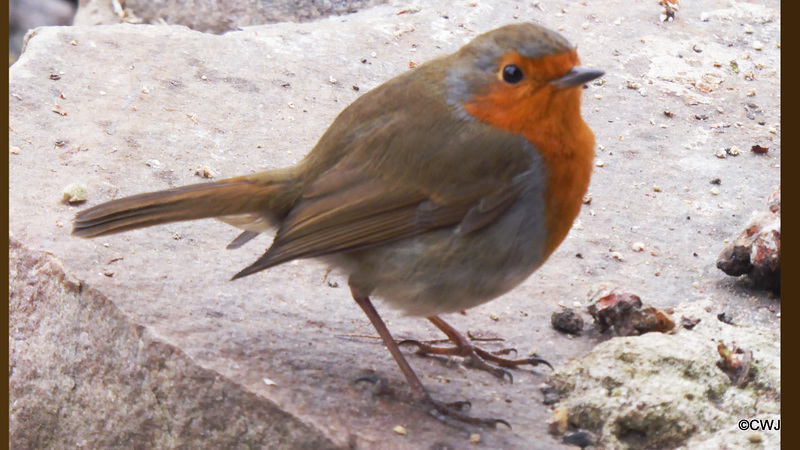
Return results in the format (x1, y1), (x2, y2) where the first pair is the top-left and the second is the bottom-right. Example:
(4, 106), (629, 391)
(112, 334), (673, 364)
(550, 66), (604, 90)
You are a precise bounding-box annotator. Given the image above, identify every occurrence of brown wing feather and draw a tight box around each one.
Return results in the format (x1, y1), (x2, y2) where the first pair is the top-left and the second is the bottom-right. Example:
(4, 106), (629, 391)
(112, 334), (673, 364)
(232, 178), (433, 278)
(232, 170), (532, 279)
(230, 70), (538, 279)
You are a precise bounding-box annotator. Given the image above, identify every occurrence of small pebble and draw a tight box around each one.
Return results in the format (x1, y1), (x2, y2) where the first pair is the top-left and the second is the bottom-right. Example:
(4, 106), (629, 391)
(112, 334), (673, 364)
(61, 183), (88, 203)
(194, 165), (216, 178)
(563, 430), (595, 448)
(753, 41), (764, 51)
(595, 159), (604, 167)
(681, 316), (701, 330)
(551, 307), (584, 335)
(632, 242), (645, 252)
(393, 425), (407, 436)
(710, 187), (720, 195)
(549, 406), (568, 435)
(469, 434), (481, 444)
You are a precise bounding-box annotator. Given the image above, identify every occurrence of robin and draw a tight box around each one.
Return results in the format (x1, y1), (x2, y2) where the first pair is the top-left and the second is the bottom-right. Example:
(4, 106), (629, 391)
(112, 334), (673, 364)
(73, 22), (603, 427)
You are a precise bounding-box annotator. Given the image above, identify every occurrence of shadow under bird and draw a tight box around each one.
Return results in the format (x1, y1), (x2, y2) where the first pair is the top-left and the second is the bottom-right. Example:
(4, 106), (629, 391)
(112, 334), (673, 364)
(73, 22), (603, 427)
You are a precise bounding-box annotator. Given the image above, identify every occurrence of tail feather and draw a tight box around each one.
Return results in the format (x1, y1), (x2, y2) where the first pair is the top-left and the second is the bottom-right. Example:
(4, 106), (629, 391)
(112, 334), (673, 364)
(226, 230), (261, 249)
(72, 169), (300, 238)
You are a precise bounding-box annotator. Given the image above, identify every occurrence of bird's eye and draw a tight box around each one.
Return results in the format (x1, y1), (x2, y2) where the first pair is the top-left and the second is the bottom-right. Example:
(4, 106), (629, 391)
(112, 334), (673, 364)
(502, 64), (524, 84)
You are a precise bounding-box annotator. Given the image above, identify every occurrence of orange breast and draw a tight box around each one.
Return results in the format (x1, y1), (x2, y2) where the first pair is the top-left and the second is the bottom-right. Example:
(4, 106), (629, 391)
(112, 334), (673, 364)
(463, 50), (595, 260)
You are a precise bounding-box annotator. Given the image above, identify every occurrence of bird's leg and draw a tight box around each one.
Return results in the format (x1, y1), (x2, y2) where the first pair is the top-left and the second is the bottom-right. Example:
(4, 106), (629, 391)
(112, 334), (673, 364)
(399, 315), (552, 382)
(351, 289), (509, 429)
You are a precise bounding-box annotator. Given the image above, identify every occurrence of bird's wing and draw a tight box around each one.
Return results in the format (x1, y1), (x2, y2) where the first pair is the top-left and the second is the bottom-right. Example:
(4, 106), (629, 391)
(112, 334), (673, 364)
(233, 108), (536, 279)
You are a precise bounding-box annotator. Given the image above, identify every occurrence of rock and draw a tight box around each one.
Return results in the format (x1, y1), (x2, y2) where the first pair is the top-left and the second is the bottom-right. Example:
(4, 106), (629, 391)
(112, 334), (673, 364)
(767, 185), (781, 214)
(546, 334), (728, 448)
(562, 430), (596, 448)
(543, 299), (780, 449)
(717, 186), (780, 293)
(586, 284), (675, 336)
(9, 237), (337, 449)
(74, 0), (388, 33)
(551, 307), (584, 335)
(716, 343), (753, 387)
(680, 416), (781, 449)
(9, 0), (75, 63)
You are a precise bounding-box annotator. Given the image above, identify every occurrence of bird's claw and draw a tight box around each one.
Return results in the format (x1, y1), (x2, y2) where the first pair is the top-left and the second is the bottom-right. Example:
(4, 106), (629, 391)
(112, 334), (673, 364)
(473, 347), (553, 371)
(354, 371), (393, 396)
(491, 347), (518, 357)
(398, 337), (551, 383)
(463, 354), (514, 382)
(445, 400), (471, 412)
(423, 396), (512, 430)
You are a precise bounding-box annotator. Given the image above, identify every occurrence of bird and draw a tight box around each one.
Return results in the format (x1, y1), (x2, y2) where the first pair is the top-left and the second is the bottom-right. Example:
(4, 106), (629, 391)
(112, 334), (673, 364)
(72, 22), (603, 428)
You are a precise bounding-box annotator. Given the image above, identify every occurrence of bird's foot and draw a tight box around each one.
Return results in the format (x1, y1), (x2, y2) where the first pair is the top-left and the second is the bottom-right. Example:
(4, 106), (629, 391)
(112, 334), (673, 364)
(399, 316), (552, 382)
(421, 394), (511, 430)
(355, 370), (508, 429)
(399, 339), (550, 382)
